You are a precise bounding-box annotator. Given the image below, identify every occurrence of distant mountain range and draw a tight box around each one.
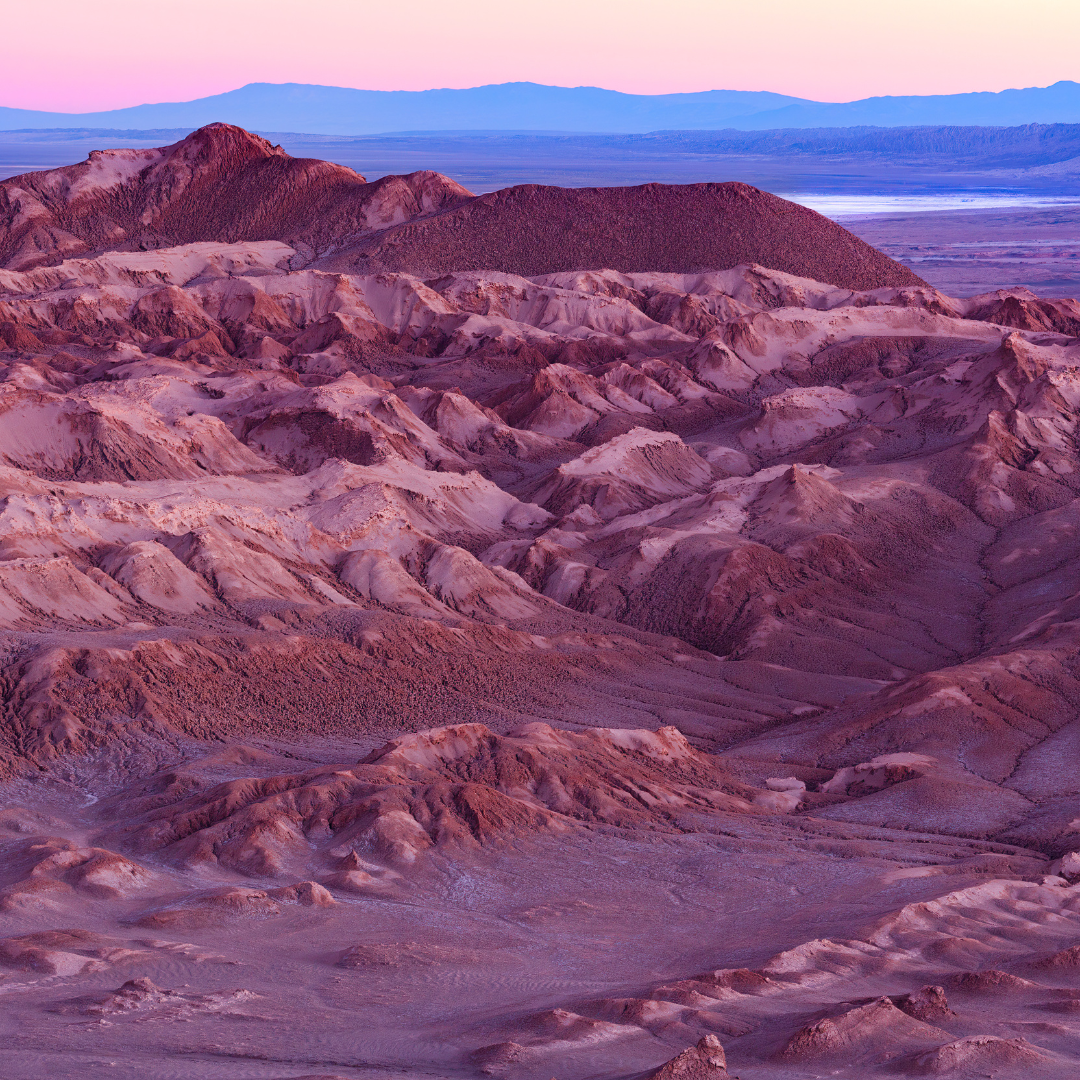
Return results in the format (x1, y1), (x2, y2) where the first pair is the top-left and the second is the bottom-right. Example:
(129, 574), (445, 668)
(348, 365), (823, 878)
(3, 81), (1080, 135)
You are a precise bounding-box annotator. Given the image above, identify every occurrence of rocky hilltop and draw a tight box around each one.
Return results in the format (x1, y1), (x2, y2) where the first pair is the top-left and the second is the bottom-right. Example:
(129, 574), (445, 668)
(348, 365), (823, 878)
(318, 180), (923, 286)
(0, 123), (922, 291)
(0, 124), (472, 271)
(0, 128), (1079, 1080)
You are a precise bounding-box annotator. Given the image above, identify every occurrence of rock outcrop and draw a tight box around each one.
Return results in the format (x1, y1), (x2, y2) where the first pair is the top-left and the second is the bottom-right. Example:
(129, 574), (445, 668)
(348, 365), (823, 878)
(0, 125), (921, 291)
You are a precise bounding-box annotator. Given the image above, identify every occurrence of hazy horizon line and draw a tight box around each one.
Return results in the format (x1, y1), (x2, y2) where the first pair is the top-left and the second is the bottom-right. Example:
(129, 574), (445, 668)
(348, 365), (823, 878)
(4, 78), (1079, 118)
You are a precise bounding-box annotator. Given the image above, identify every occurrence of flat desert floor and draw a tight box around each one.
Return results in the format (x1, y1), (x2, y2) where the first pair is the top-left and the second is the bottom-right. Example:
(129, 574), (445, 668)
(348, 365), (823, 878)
(843, 204), (1080, 299)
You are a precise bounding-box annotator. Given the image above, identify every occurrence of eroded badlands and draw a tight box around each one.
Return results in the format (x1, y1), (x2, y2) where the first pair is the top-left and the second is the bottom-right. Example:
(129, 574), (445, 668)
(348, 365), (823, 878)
(0, 127), (1080, 1080)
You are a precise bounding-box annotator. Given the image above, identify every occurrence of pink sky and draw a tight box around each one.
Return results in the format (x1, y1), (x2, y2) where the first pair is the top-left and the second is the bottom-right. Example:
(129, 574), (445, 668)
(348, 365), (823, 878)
(5, 0), (1079, 113)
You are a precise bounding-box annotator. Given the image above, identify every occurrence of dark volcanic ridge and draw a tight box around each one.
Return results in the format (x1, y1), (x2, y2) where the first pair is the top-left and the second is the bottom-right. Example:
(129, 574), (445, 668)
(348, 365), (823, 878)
(318, 179), (921, 288)
(0, 123), (922, 291)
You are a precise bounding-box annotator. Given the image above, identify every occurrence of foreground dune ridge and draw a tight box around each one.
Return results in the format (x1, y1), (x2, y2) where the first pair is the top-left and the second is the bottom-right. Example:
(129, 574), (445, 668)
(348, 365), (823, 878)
(2, 127), (1080, 1079)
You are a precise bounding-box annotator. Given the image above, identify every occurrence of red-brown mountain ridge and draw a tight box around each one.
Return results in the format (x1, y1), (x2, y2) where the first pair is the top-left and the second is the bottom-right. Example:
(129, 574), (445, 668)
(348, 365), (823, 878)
(0, 123), (921, 291)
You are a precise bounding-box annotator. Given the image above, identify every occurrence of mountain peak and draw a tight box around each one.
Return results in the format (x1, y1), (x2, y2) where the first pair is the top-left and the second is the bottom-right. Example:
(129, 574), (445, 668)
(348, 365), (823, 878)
(0, 125), (467, 269)
(0, 125), (919, 288)
(173, 122), (288, 163)
(3, 81), (1079, 135)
